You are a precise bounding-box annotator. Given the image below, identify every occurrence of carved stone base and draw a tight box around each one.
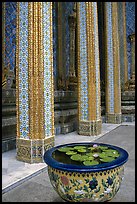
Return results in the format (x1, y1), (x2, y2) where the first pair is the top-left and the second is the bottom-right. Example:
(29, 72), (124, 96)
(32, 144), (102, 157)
(125, 76), (135, 91)
(16, 137), (54, 163)
(78, 119), (102, 136)
(106, 113), (122, 124)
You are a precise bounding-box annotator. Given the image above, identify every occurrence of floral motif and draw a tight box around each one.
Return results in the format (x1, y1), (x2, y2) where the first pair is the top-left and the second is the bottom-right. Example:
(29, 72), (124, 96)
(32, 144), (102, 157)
(48, 166), (124, 202)
(61, 176), (69, 185)
(106, 176), (113, 186)
(89, 177), (98, 190)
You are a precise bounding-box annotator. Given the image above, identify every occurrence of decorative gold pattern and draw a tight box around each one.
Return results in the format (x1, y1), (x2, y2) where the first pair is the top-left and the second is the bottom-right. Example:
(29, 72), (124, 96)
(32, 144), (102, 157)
(112, 3), (121, 114)
(104, 2), (121, 123)
(48, 165), (124, 202)
(28, 2), (34, 139)
(106, 113), (121, 124)
(38, 2), (44, 139)
(16, 2), (54, 163)
(16, 2), (20, 138)
(79, 120), (102, 136)
(77, 2), (102, 135)
(16, 137), (54, 163)
(122, 2), (128, 90)
(33, 2), (39, 139)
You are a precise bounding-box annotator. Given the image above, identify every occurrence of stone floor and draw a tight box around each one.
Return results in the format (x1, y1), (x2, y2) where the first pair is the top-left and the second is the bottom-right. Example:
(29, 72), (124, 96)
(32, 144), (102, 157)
(2, 122), (135, 202)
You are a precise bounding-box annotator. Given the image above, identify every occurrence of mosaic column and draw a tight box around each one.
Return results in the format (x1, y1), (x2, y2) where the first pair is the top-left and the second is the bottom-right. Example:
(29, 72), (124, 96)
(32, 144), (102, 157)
(16, 2), (54, 163)
(57, 3), (66, 90)
(104, 2), (122, 124)
(77, 2), (102, 136)
(117, 2), (128, 91)
(68, 6), (77, 90)
(129, 33), (135, 83)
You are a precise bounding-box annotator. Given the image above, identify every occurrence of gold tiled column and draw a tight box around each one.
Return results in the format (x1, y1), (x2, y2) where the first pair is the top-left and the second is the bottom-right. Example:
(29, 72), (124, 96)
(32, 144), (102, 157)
(16, 2), (54, 163)
(117, 2), (128, 91)
(77, 2), (102, 136)
(104, 2), (122, 124)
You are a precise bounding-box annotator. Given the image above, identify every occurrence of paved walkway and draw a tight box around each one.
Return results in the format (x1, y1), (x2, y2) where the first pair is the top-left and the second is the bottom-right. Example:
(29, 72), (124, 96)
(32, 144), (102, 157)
(2, 122), (135, 202)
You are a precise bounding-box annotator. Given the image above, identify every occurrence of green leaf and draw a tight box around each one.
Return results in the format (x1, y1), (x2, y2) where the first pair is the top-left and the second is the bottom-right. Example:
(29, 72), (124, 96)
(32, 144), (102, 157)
(94, 186), (101, 193)
(77, 149), (87, 153)
(83, 160), (99, 166)
(70, 154), (82, 161)
(83, 185), (89, 192)
(74, 146), (86, 150)
(100, 157), (115, 162)
(58, 147), (74, 152)
(66, 151), (77, 155)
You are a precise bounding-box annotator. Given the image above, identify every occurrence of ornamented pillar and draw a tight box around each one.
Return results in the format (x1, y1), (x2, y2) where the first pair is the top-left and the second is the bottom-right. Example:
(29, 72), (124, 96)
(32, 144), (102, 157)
(77, 2), (102, 136)
(68, 4), (77, 90)
(16, 2), (54, 163)
(57, 3), (66, 90)
(117, 2), (128, 91)
(129, 34), (135, 84)
(104, 2), (122, 123)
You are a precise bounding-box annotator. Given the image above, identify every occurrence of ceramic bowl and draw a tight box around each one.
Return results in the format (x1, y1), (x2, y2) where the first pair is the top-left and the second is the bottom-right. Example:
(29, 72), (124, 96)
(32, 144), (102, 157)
(44, 142), (128, 202)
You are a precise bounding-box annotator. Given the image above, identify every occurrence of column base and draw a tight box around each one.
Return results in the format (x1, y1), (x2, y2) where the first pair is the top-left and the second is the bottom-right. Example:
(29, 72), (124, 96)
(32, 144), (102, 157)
(106, 113), (122, 124)
(78, 119), (102, 136)
(16, 136), (54, 163)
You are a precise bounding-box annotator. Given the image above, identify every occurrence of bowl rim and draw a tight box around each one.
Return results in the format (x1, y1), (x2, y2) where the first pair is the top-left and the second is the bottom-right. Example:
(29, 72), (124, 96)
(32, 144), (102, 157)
(44, 142), (129, 172)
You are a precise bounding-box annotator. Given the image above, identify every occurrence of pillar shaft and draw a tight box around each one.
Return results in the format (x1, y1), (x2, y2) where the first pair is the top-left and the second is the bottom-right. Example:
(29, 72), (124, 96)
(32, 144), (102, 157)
(117, 2), (128, 91)
(104, 2), (121, 123)
(129, 34), (135, 81)
(77, 2), (102, 136)
(16, 2), (54, 163)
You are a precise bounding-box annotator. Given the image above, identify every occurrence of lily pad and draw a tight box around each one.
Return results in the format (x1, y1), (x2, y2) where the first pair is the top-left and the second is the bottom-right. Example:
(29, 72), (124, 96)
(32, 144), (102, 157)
(100, 157), (115, 162)
(70, 154), (82, 161)
(66, 151), (77, 155)
(80, 155), (90, 161)
(98, 153), (108, 158)
(99, 146), (109, 150)
(86, 152), (94, 157)
(58, 147), (74, 152)
(77, 149), (87, 153)
(88, 147), (96, 151)
(83, 160), (99, 166)
(74, 146), (86, 150)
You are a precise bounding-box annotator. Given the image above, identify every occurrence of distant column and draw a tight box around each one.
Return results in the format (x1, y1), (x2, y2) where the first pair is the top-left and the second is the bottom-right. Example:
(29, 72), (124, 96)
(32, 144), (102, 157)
(117, 2), (128, 91)
(129, 33), (135, 83)
(77, 2), (102, 135)
(104, 2), (122, 123)
(16, 2), (54, 163)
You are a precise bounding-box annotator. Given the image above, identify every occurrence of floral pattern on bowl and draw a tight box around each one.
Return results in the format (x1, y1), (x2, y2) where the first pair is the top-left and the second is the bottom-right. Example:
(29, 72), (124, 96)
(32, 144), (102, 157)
(48, 165), (124, 202)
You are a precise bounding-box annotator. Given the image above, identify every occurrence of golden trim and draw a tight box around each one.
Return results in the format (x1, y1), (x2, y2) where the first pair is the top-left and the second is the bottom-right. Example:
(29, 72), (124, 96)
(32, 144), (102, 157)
(122, 2), (128, 87)
(104, 3), (111, 114)
(50, 2), (55, 136)
(87, 2), (97, 120)
(76, 3), (81, 122)
(38, 2), (44, 139)
(28, 2), (34, 139)
(16, 2), (20, 138)
(33, 2), (39, 139)
(112, 3), (121, 114)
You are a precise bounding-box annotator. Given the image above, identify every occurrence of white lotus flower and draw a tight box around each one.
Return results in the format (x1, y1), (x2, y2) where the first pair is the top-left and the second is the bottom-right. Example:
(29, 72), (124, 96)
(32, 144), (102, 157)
(93, 144), (98, 148)
(104, 188), (112, 194)
(93, 153), (99, 158)
(77, 180), (83, 184)
(74, 190), (86, 195)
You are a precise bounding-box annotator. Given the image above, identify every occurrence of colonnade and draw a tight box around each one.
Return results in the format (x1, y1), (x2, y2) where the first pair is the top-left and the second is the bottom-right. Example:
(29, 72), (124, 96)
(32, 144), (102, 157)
(16, 2), (128, 163)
